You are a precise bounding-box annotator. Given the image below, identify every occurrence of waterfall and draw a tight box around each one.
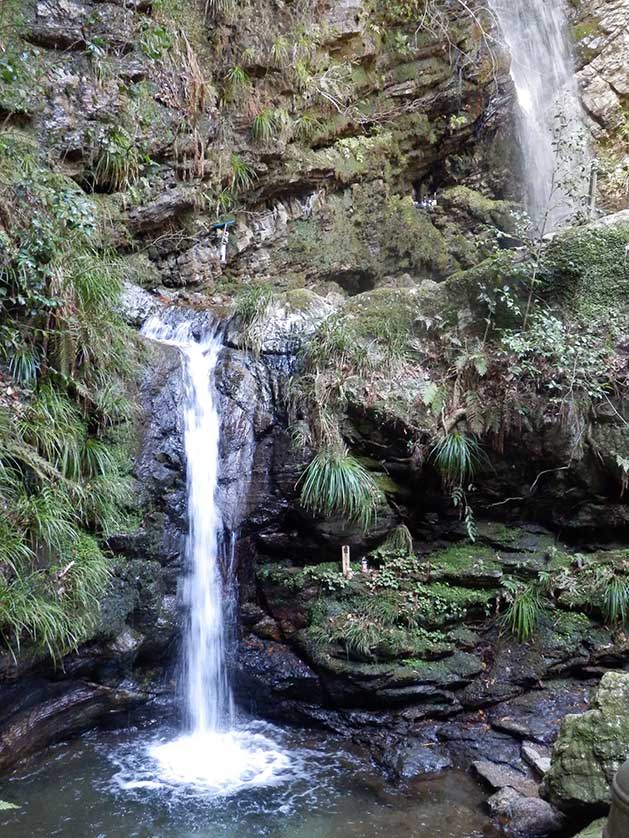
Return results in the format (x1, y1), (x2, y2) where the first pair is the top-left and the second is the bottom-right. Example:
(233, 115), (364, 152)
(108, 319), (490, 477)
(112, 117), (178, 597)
(489, 0), (589, 230)
(143, 315), (231, 735)
(140, 311), (291, 793)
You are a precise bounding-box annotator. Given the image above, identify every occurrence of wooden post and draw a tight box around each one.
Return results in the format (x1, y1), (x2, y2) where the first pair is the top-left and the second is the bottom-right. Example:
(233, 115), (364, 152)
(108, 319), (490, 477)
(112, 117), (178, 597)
(341, 545), (351, 579)
(588, 160), (598, 220)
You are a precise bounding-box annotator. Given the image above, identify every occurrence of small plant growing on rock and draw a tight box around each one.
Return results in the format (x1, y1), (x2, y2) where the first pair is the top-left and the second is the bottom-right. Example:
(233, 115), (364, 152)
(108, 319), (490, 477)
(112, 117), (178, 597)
(93, 127), (144, 193)
(500, 579), (545, 642)
(251, 108), (278, 143)
(271, 34), (290, 67)
(230, 153), (257, 192)
(234, 284), (274, 356)
(598, 572), (629, 625)
(430, 431), (484, 486)
(298, 445), (382, 531)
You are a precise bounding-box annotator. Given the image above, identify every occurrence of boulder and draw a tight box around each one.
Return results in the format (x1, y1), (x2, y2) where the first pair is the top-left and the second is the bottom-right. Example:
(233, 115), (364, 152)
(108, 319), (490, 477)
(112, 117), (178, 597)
(488, 787), (564, 836)
(543, 672), (629, 812)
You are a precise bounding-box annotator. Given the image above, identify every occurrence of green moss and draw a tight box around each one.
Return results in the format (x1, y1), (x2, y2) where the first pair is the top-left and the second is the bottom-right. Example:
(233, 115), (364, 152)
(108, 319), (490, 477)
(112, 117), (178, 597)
(441, 186), (516, 229)
(425, 544), (498, 570)
(256, 562), (306, 593)
(541, 222), (629, 322)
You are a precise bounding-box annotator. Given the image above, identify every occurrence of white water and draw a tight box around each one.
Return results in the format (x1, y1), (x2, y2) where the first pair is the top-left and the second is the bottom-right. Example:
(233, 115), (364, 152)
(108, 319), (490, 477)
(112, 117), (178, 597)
(489, 0), (589, 229)
(141, 313), (291, 794)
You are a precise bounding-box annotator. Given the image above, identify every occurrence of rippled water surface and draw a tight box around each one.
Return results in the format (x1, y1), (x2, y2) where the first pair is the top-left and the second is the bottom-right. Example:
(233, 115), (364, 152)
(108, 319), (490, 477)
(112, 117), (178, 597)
(0, 721), (501, 838)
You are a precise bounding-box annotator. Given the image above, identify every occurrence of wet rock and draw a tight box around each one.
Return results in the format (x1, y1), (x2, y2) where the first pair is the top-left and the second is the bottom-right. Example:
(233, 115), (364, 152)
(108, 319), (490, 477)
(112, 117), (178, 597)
(522, 742), (552, 777)
(438, 717), (526, 773)
(472, 758), (539, 797)
(0, 680), (145, 773)
(232, 636), (325, 709)
(119, 282), (162, 328)
(252, 617), (282, 642)
(369, 732), (453, 781)
(225, 289), (336, 356)
(543, 671), (629, 812)
(488, 787), (565, 836)
(106, 626), (144, 658)
(488, 681), (593, 744)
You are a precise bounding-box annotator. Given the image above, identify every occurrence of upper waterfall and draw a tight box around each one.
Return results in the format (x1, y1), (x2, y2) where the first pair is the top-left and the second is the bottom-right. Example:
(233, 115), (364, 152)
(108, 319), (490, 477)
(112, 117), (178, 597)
(489, 0), (590, 230)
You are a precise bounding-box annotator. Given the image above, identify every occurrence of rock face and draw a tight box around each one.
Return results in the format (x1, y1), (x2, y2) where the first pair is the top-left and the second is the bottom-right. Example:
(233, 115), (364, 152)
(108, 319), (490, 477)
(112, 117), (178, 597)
(543, 672), (629, 813)
(575, 0), (629, 210)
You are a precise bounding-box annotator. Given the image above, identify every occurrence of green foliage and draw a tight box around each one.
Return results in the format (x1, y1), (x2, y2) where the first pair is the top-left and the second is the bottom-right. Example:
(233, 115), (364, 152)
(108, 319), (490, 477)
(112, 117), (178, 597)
(233, 284), (274, 356)
(501, 309), (615, 402)
(93, 127), (146, 193)
(302, 563), (349, 593)
(139, 22), (172, 60)
(0, 801), (18, 810)
(205, 0), (236, 18)
(431, 432), (484, 487)
(234, 284), (273, 324)
(500, 579), (544, 642)
(271, 34), (290, 67)
(298, 445), (382, 531)
(251, 109), (278, 143)
(230, 153), (257, 192)
(0, 129), (137, 660)
(223, 64), (250, 101)
(294, 112), (323, 141)
(600, 574), (629, 625)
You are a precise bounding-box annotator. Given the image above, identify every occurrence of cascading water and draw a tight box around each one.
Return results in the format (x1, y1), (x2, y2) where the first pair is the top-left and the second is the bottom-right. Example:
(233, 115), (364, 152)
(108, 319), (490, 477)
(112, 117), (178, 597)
(139, 312), (291, 794)
(489, 0), (589, 230)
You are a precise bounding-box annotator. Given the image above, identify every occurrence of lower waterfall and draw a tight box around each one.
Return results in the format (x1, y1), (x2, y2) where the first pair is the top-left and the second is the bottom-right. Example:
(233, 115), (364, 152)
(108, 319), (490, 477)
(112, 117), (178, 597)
(140, 312), (291, 793)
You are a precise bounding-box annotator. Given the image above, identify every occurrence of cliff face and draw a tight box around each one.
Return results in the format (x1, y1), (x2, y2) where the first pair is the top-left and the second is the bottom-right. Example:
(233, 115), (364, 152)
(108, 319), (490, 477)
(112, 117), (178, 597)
(574, 0), (629, 211)
(0, 0), (628, 785)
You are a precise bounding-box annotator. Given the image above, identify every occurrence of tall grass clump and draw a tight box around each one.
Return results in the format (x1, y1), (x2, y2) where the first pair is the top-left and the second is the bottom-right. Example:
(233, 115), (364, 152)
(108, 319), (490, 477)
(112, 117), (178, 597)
(600, 574), (629, 625)
(430, 431), (485, 487)
(500, 579), (544, 642)
(298, 444), (381, 531)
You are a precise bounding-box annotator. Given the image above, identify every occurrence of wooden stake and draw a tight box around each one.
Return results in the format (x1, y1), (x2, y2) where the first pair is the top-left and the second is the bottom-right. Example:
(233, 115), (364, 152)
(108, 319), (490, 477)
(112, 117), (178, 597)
(341, 545), (351, 579)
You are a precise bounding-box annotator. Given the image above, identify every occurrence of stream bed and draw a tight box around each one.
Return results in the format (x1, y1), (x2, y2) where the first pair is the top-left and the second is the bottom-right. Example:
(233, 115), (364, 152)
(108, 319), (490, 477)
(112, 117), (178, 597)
(0, 719), (501, 838)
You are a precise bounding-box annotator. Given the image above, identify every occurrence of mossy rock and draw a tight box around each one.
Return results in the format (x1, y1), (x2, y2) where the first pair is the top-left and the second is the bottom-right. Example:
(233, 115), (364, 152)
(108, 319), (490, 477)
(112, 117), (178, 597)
(287, 181), (449, 287)
(400, 650), (484, 686)
(440, 185), (517, 230)
(543, 671), (629, 812)
(443, 250), (530, 331)
(541, 215), (629, 321)
(413, 582), (496, 629)
(423, 544), (503, 588)
(571, 819), (607, 838)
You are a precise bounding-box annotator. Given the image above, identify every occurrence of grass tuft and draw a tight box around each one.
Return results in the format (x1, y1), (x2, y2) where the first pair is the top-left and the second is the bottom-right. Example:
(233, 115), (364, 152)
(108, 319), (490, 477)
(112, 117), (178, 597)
(298, 445), (381, 531)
